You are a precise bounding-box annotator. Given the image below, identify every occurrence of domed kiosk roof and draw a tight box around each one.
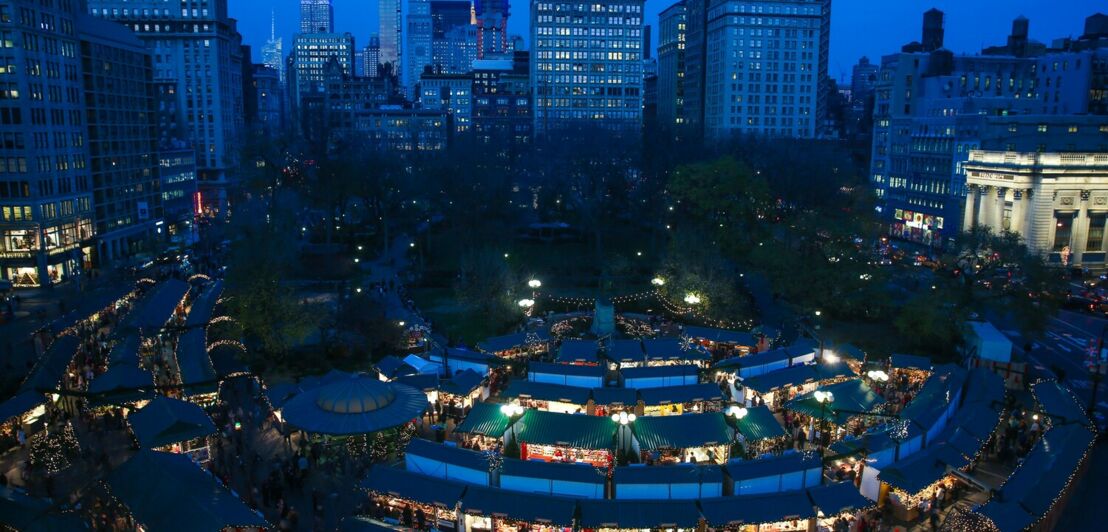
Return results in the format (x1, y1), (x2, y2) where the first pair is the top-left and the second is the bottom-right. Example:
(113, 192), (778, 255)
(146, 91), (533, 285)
(281, 372), (427, 436)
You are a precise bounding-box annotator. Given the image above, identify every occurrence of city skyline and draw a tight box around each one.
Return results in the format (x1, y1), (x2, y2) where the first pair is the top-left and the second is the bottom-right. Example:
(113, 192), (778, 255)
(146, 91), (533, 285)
(232, 0), (1099, 78)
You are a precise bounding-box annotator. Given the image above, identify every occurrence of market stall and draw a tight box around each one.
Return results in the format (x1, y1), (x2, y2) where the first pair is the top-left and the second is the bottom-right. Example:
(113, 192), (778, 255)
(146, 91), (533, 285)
(782, 379), (886, 440)
(807, 482), (875, 531)
(453, 402), (514, 450)
(438, 369), (487, 413)
(613, 464), (724, 499)
(638, 382), (725, 416)
(606, 339), (646, 368)
(0, 485), (87, 530)
(629, 412), (734, 464)
(590, 387), (639, 418)
(682, 325), (760, 358)
(876, 442), (969, 522)
(738, 361), (855, 409)
(700, 491), (817, 532)
(404, 438), (492, 486)
(362, 467), (468, 530)
(714, 348), (793, 381)
(621, 365), (698, 390)
(479, 331), (552, 360)
(126, 395), (217, 463)
(641, 338), (710, 367)
(503, 380), (591, 414)
(554, 339), (602, 365)
(731, 405), (789, 458)
(499, 456), (605, 498)
(504, 409), (617, 467)
(1031, 380), (1090, 427)
(529, 361), (606, 388)
(578, 498), (703, 531)
(429, 347), (505, 377)
(725, 452), (823, 495)
(106, 450), (268, 531)
(86, 363), (156, 408)
(280, 371), (428, 438)
(459, 484), (577, 532)
(900, 366), (967, 447)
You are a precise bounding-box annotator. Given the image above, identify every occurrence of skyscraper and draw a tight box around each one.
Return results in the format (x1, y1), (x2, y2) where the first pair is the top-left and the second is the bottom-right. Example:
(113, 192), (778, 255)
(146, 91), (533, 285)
(89, 0), (246, 214)
(364, 36), (382, 78)
(300, 0), (335, 33)
(263, 10), (286, 83)
(432, 1), (478, 74)
(658, 1), (687, 128)
(531, 0), (646, 134)
(290, 32), (356, 109)
(380, 0), (403, 73)
(475, 0), (510, 58)
(697, 0), (831, 139)
(406, 0), (434, 94)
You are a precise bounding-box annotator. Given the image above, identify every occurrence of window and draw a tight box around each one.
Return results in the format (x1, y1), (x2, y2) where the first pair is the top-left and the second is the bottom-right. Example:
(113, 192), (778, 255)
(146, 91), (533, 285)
(1053, 212), (1074, 252)
(1088, 214), (1107, 252)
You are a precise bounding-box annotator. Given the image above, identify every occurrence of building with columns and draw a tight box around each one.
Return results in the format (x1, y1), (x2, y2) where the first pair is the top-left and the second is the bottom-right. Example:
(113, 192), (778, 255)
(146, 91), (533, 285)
(963, 150), (1108, 267)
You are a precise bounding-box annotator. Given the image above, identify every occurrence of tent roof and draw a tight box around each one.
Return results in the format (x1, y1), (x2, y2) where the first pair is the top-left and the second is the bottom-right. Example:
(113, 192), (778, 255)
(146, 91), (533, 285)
(725, 451), (821, 481)
(0, 391), (44, 425)
(828, 427), (897, 457)
(504, 380), (591, 405)
(740, 361), (854, 394)
(642, 338), (707, 361)
(578, 498), (702, 528)
(339, 516), (399, 532)
(175, 329), (216, 392)
(962, 368), (1006, 410)
(1032, 381), (1089, 426)
(375, 356), (416, 379)
(478, 331), (550, 353)
(500, 456), (605, 485)
(890, 353), (933, 371)
(440, 369), (484, 397)
(700, 491), (816, 526)
(734, 405), (787, 442)
(106, 335), (140, 366)
(607, 339), (645, 362)
(454, 402), (512, 437)
(106, 450), (267, 531)
(361, 467), (468, 507)
(902, 367), (967, 431)
(280, 372), (428, 435)
(0, 486), (87, 532)
(987, 424), (1094, 518)
(20, 335), (80, 393)
(631, 412), (734, 451)
(43, 283), (132, 336)
(460, 485), (577, 525)
(620, 364), (699, 381)
(948, 403), (1003, 441)
(130, 279), (189, 331)
(127, 395), (216, 448)
(784, 379), (885, 426)
(638, 382), (724, 406)
(508, 409), (617, 449)
(877, 443), (967, 494)
(614, 463), (723, 485)
(86, 364), (156, 406)
(716, 347), (793, 371)
(405, 438), (490, 472)
(529, 361), (606, 378)
(807, 482), (874, 516)
(590, 387), (639, 406)
(555, 339), (601, 364)
(183, 280), (222, 327)
(682, 326), (757, 345)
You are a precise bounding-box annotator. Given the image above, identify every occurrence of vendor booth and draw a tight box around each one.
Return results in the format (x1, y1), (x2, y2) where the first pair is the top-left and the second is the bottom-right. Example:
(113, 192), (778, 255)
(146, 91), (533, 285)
(682, 326), (759, 357)
(439, 369), (488, 413)
(454, 402), (514, 450)
(555, 339), (602, 365)
(638, 383), (725, 416)
(641, 338), (710, 367)
(504, 409), (617, 467)
(621, 365), (698, 390)
(1032, 381), (1090, 427)
(126, 395), (217, 463)
(827, 427), (899, 470)
(460, 484), (577, 532)
(529, 362), (606, 388)
(280, 372), (428, 437)
(700, 491), (816, 532)
(877, 442), (969, 522)
(739, 361), (855, 409)
(504, 380), (591, 414)
(106, 450), (268, 531)
(900, 367), (966, 448)
(782, 379), (885, 438)
(578, 498), (702, 531)
(86, 363), (156, 408)
(405, 438), (492, 486)
(725, 452), (823, 495)
(499, 456), (605, 498)
(429, 348), (505, 377)
(363, 467), (467, 530)
(607, 339), (647, 368)
(479, 331), (552, 360)
(590, 387), (639, 418)
(732, 405), (789, 458)
(630, 412), (734, 464)
(0, 485), (87, 531)
(807, 482), (875, 530)
(613, 464), (724, 499)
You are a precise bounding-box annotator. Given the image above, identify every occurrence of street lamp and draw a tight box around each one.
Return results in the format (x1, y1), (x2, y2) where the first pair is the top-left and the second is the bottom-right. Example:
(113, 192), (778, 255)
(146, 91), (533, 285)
(651, 277), (666, 287)
(727, 405), (749, 420)
(610, 411), (637, 425)
(814, 390), (834, 454)
(528, 279), (542, 289)
(822, 351), (840, 364)
(684, 293), (702, 305)
(517, 298), (535, 309)
(867, 370), (889, 383)
(500, 403), (525, 418)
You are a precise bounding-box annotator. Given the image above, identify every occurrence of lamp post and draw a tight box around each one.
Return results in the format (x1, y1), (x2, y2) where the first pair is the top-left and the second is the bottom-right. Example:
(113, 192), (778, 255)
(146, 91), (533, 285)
(867, 369), (889, 387)
(814, 390), (834, 455)
(611, 411), (636, 466)
(518, 298), (535, 318)
(651, 277), (666, 287)
(727, 405), (749, 459)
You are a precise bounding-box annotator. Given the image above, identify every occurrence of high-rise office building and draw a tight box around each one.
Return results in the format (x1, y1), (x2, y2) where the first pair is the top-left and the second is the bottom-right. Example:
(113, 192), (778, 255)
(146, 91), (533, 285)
(364, 35), (382, 78)
(406, 0), (434, 94)
(698, 0), (831, 139)
(252, 65), (284, 136)
(658, 1), (687, 128)
(530, 0), (646, 135)
(262, 10), (286, 83)
(431, 1), (477, 74)
(300, 0), (334, 33)
(476, 0), (510, 58)
(419, 72), (473, 135)
(0, 1), (94, 286)
(290, 32), (356, 108)
(89, 0), (246, 214)
(379, 0), (403, 72)
(80, 17), (163, 265)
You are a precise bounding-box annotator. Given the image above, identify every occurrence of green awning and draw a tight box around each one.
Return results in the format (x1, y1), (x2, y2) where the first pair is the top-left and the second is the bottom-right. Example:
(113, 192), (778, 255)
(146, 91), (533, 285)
(734, 405), (787, 442)
(784, 379), (885, 426)
(630, 412), (734, 451)
(454, 402), (512, 438)
(508, 409), (617, 449)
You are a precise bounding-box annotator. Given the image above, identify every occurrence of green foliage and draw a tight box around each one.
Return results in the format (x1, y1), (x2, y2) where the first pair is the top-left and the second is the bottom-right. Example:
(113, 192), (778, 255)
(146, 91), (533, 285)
(668, 156), (772, 252)
(453, 246), (520, 328)
(659, 226), (751, 321)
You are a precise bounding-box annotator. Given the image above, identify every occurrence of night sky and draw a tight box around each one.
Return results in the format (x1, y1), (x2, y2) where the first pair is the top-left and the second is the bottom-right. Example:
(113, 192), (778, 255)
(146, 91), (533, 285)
(232, 0), (1100, 81)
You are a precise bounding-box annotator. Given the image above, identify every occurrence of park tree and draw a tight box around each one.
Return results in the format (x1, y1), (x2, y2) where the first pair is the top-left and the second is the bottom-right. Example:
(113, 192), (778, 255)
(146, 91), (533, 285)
(454, 246), (521, 329)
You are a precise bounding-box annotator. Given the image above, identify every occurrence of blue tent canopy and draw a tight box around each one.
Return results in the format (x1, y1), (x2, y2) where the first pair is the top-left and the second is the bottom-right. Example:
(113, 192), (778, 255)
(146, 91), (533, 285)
(621, 364), (698, 382)
(807, 482), (873, 516)
(631, 412), (734, 451)
(43, 283), (133, 336)
(642, 338), (707, 361)
(0, 391), (44, 425)
(460, 485), (577, 525)
(614, 463), (723, 485)
(281, 372), (428, 435)
(1032, 381), (1089, 426)
(0, 486), (87, 531)
(20, 335), (80, 393)
(508, 409), (617, 449)
(130, 278), (189, 332)
(556, 339), (601, 364)
(107, 450), (267, 532)
(183, 280), (222, 327)
(715, 347), (792, 371)
(478, 331), (550, 353)
(578, 499), (702, 528)
(741, 361), (854, 395)
(591, 387), (639, 406)
(339, 516), (398, 532)
(734, 405), (787, 442)
(504, 380), (591, 405)
(890, 353), (933, 371)
(901, 367), (966, 432)
(87, 364), (156, 406)
(638, 382), (724, 406)
(682, 326), (757, 346)
(362, 467), (468, 507)
(948, 403), (1003, 442)
(961, 368), (1006, 410)
(375, 355), (417, 379)
(440, 369), (484, 397)
(878, 443), (967, 494)
(405, 438), (490, 474)
(529, 361), (606, 379)
(500, 456), (604, 485)
(784, 379), (885, 426)
(127, 396), (216, 449)
(176, 329), (216, 394)
(106, 335), (140, 366)
(607, 339), (645, 363)
(725, 452), (822, 484)
(700, 491), (816, 526)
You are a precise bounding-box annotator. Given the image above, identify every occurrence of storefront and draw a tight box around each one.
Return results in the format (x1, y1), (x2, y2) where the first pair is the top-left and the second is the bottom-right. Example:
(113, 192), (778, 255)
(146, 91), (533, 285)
(363, 467), (467, 530)
(732, 405), (789, 458)
(460, 484), (577, 532)
(890, 208), (943, 246)
(739, 361), (856, 410)
(125, 396), (217, 465)
(629, 412), (735, 465)
(503, 380), (591, 415)
(638, 382), (725, 416)
(590, 387), (639, 419)
(504, 409), (617, 467)
(478, 331), (552, 360)
(682, 326), (760, 359)
(578, 499), (703, 531)
(700, 491), (817, 532)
